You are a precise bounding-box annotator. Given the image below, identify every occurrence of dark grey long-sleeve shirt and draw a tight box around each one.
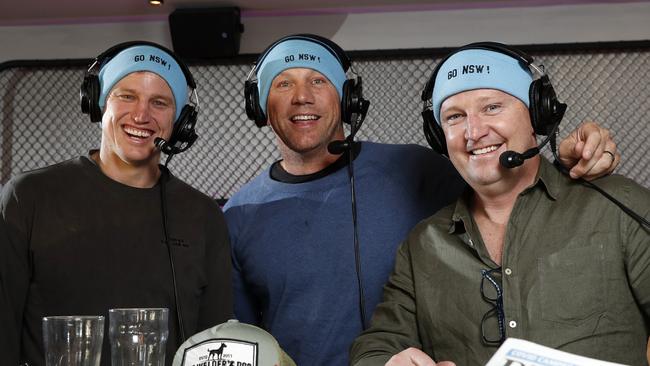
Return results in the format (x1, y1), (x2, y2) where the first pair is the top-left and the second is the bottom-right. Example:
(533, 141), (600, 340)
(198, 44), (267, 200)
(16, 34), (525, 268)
(0, 156), (233, 366)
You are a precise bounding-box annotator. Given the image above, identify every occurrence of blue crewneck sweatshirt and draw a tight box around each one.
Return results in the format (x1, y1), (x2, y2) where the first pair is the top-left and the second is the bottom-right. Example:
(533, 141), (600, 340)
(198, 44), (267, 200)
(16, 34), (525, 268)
(224, 141), (465, 366)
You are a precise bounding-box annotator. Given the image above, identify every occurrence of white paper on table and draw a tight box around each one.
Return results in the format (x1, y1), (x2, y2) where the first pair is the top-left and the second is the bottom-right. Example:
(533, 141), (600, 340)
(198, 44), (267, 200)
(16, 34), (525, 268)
(484, 338), (628, 366)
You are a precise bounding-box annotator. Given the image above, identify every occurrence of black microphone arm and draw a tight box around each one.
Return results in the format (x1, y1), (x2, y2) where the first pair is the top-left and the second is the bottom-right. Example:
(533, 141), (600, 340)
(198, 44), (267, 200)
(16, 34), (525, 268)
(499, 146), (540, 168)
(154, 136), (194, 156)
(499, 102), (566, 169)
(327, 98), (370, 155)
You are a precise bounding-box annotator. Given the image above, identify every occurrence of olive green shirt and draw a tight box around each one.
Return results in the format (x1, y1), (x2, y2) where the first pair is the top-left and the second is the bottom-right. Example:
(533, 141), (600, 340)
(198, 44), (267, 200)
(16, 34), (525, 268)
(351, 158), (650, 366)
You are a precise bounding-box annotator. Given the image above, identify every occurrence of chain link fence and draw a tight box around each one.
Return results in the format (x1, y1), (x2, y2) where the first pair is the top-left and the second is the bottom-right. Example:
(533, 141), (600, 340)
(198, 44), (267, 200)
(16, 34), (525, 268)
(1, 43), (649, 200)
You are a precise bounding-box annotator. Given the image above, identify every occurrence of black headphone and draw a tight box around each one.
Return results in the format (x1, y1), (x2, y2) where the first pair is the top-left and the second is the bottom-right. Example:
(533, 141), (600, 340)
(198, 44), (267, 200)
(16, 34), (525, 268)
(244, 34), (369, 128)
(80, 40), (199, 155)
(421, 42), (566, 156)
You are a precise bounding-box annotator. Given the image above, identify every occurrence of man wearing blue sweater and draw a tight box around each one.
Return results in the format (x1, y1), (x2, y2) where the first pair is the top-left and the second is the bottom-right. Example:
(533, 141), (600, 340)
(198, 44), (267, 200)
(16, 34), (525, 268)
(223, 34), (619, 366)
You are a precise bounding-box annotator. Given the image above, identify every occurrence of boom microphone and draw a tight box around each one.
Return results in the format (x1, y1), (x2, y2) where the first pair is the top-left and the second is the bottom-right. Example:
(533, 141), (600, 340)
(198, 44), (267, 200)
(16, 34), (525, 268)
(154, 137), (168, 152)
(154, 137), (177, 166)
(499, 104), (565, 169)
(328, 139), (352, 155)
(499, 147), (540, 168)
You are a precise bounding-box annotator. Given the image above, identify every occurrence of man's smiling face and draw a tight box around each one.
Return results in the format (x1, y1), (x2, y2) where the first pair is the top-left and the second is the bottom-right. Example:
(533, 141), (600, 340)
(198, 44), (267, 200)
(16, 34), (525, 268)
(266, 67), (344, 157)
(440, 88), (536, 189)
(100, 71), (175, 168)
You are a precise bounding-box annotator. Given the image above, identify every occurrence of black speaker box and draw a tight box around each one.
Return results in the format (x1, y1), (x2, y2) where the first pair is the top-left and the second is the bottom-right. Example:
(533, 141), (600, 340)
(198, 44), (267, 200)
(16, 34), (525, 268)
(169, 7), (244, 59)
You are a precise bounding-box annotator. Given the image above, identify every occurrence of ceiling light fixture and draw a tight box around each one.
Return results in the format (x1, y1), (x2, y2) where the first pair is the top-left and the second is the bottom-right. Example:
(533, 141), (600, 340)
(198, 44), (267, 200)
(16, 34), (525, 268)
(149, 0), (163, 5)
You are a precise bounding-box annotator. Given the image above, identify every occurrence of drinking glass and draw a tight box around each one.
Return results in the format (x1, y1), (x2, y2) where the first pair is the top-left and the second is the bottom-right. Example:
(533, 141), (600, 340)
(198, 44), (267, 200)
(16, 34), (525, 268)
(42, 315), (104, 366)
(108, 308), (169, 366)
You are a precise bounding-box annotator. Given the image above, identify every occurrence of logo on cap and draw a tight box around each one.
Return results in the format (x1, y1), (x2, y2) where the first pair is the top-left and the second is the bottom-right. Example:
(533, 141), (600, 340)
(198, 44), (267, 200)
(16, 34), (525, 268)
(283, 53), (321, 63)
(181, 339), (257, 366)
(133, 53), (173, 70)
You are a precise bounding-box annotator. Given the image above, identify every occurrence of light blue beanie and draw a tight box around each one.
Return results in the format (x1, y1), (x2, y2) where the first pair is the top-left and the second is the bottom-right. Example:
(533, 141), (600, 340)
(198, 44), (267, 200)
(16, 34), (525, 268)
(97, 45), (189, 123)
(256, 39), (347, 115)
(431, 49), (534, 124)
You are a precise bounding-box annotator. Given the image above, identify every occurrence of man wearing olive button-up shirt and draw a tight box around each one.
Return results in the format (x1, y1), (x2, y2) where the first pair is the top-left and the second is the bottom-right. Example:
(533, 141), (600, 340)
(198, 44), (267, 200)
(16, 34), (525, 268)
(350, 43), (650, 366)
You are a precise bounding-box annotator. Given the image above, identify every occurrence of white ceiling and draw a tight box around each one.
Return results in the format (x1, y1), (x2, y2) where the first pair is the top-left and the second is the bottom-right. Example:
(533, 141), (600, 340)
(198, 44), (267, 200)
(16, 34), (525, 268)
(0, 0), (595, 26)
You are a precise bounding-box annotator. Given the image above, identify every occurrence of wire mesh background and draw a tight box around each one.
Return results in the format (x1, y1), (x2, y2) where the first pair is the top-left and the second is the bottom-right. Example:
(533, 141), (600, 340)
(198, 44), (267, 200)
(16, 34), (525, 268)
(1, 44), (649, 200)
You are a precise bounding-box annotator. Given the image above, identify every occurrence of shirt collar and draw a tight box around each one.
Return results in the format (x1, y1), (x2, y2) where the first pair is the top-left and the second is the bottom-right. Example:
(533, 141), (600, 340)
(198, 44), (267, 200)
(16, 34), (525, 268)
(529, 157), (561, 201)
(270, 142), (362, 183)
(450, 188), (473, 234)
(449, 157), (561, 234)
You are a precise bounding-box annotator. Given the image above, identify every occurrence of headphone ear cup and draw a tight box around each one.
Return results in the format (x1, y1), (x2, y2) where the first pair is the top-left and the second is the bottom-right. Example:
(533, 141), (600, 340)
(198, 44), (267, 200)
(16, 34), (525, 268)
(244, 80), (267, 128)
(341, 78), (355, 124)
(80, 74), (102, 123)
(341, 76), (368, 125)
(529, 75), (559, 136)
(528, 78), (543, 135)
(80, 76), (92, 115)
(421, 110), (447, 156)
(168, 105), (198, 151)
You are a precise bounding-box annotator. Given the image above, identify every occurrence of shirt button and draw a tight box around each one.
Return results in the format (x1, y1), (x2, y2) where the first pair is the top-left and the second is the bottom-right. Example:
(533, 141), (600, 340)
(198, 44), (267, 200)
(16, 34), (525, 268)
(504, 268), (513, 276)
(509, 320), (517, 328)
(468, 238), (474, 247)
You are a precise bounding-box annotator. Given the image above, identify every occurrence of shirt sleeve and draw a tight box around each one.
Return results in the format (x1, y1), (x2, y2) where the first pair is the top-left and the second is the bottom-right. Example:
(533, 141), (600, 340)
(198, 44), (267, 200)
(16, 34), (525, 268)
(349, 239), (423, 365)
(0, 179), (31, 365)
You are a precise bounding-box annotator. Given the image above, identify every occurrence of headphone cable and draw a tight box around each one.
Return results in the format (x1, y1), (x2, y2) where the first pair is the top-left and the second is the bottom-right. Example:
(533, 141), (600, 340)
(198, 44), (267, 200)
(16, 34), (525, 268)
(550, 136), (650, 230)
(159, 166), (187, 343)
(346, 145), (368, 330)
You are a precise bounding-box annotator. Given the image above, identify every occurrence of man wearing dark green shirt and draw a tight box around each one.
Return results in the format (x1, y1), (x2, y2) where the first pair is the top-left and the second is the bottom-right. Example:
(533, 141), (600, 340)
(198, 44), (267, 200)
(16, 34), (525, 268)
(350, 43), (650, 366)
